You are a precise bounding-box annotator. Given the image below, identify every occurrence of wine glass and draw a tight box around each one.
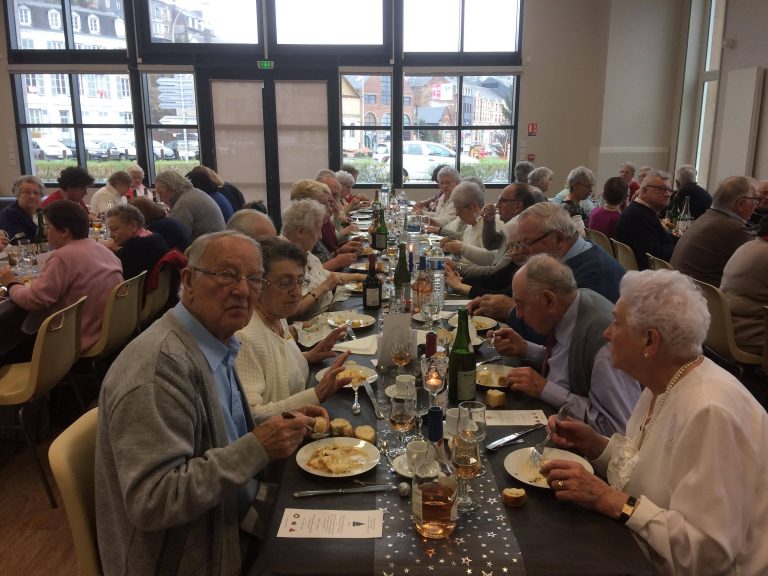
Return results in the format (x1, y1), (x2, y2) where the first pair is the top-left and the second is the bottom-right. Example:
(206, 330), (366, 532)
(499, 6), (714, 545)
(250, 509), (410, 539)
(422, 292), (441, 330)
(17, 239), (33, 275)
(420, 356), (449, 408)
(389, 394), (415, 456)
(390, 342), (412, 376)
(459, 401), (487, 475)
(452, 405), (484, 512)
(412, 386), (430, 441)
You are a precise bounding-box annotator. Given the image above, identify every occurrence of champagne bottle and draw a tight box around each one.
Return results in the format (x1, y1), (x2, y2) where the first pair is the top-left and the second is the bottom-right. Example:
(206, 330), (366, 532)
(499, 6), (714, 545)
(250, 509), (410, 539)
(411, 255), (432, 314)
(394, 242), (412, 310)
(448, 308), (476, 405)
(675, 196), (692, 235)
(371, 189), (381, 214)
(413, 406), (457, 539)
(33, 209), (48, 249)
(362, 253), (382, 310)
(374, 208), (388, 251)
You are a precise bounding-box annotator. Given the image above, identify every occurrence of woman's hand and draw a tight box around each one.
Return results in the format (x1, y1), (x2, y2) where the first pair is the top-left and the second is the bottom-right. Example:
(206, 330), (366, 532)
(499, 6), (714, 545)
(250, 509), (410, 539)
(445, 267), (469, 295)
(0, 231), (9, 251)
(330, 252), (358, 269)
(315, 350), (352, 402)
(541, 459), (627, 519)
(441, 239), (463, 254)
(337, 240), (361, 254)
(546, 415), (608, 460)
(425, 225), (441, 235)
(304, 326), (346, 364)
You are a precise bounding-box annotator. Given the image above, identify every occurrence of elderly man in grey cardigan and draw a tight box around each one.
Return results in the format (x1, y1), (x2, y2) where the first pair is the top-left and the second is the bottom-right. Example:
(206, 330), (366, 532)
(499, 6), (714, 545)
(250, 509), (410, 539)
(154, 169), (225, 240)
(96, 231), (333, 574)
(489, 254), (641, 436)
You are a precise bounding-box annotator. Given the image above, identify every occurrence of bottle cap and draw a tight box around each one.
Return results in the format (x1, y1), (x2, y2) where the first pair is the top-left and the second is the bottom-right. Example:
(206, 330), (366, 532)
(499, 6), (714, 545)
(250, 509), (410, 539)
(425, 332), (437, 357)
(427, 406), (443, 443)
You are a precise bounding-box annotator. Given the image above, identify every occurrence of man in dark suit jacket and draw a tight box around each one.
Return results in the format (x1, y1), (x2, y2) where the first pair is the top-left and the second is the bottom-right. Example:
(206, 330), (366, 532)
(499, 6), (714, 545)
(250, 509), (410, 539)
(615, 169), (677, 270)
(673, 164), (712, 219)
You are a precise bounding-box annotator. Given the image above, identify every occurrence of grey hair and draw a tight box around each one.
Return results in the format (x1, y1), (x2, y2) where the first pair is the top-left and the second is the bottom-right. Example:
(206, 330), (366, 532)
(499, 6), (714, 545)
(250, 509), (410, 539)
(566, 166), (595, 189)
(187, 230), (262, 269)
(451, 181), (484, 209)
(126, 164), (144, 178)
(619, 162), (636, 176)
(155, 170), (194, 196)
(437, 166), (461, 183)
(108, 170), (133, 188)
(281, 198), (325, 238)
(528, 166), (553, 188)
(520, 254), (578, 296)
(713, 176), (756, 210)
(315, 169), (337, 180)
(106, 203), (144, 228)
(13, 175), (45, 197)
(675, 165), (697, 186)
(518, 201), (578, 240)
(335, 170), (355, 188)
(226, 209), (276, 239)
(640, 169), (671, 189)
(619, 269), (710, 357)
(462, 176), (486, 194)
(514, 161), (535, 183)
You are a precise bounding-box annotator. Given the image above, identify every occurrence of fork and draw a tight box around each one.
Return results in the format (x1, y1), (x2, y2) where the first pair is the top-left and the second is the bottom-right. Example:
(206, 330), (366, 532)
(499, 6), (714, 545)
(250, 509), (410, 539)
(530, 405), (571, 469)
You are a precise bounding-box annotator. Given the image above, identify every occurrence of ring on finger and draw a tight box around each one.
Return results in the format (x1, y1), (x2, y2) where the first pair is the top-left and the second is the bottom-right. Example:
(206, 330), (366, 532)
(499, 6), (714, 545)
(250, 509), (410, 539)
(556, 479), (565, 489)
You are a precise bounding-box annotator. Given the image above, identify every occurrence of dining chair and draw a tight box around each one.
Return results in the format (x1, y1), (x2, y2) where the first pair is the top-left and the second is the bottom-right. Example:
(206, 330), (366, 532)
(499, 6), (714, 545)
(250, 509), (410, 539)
(585, 228), (614, 257)
(140, 266), (171, 327)
(610, 238), (639, 271)
(645, 253), (674, 271)
(81, 271), (146, 363)
(0, 296), (87, 508)
(48, 408), (101, 576)
(693, 279), (762, 376)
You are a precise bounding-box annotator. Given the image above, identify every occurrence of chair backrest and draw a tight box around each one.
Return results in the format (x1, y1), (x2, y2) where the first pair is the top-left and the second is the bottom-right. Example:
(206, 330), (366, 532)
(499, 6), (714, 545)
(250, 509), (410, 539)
(585, 228), (614, 257)
(645, 253), (673, 271)
(694, 279), (762, 366)
(83, 271), (146, 359)
(610, 238), (639, 271)
(25, 296), (87, 402)
(141, 267), (172, 325)
(48, 408), (101, 576)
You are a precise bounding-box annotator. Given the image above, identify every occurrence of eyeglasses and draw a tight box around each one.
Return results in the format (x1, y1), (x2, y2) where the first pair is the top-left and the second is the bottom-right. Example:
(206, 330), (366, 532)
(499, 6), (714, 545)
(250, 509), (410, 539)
(740, 196), (761, 202)
(17, 190), (43, 197)
(262, 277), (310, 292)
(497, 197), (522, 204)
(645, 184), (673, 193)
(190, 266), (266, 291)
(513, 229), (555, 250)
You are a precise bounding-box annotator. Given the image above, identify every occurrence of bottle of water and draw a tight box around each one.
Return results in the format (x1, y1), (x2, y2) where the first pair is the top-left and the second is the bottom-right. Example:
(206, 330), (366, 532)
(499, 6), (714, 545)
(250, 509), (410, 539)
(380, 183), (390, 208)
(426, 244), (446, 308)
(397, 189), (408, 207)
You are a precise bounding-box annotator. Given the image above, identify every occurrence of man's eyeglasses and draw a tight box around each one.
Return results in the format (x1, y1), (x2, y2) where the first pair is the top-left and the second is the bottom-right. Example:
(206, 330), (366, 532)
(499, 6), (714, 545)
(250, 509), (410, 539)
(513, 229), (555, 250)
(645, 184), (673, 193)
(740, 196), (761, 202)
(497, 197), (522, 204)
(262, 277), (310, 292)
(191, 266), (266, 291)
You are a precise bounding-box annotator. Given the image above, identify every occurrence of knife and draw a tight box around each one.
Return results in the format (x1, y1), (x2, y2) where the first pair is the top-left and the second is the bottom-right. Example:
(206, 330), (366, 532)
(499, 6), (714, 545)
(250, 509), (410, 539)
(476, 355), (501, 367)
(345, 322), (357, 340)
(362, 377), (384, 419)
(486, 424), (546, 451)
(294, 484), (397, 498)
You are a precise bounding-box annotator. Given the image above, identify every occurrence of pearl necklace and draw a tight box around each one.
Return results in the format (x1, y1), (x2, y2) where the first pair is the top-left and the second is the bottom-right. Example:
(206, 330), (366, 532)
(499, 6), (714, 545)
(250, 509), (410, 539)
(256, 306), (285, 338)
(635, 356), (702, 448)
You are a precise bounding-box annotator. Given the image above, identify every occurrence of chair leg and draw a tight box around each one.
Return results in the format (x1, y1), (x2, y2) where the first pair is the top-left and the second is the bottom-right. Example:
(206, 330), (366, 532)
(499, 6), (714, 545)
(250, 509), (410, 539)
(17, 405), (57, 509)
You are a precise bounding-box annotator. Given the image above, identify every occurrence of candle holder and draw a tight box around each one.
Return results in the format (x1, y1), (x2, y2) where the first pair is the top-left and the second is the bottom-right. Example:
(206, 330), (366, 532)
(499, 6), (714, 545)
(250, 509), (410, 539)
(420, 356), (448, 408)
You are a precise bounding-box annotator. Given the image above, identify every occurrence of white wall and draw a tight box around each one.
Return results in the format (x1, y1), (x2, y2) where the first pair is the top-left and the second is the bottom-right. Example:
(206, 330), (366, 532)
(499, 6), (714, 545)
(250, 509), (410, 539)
(710, 0), (768, 183)
(0, 7), (20, 196)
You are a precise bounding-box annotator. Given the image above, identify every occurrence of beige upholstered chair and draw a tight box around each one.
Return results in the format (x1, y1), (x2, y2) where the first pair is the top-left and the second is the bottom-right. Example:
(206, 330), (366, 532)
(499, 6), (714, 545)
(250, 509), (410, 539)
(81, 271), (146, 361)
(49, 408), (101, 576)
(140, 267), (171, 326)
(585, 228), (614, 257)
(610, 238), (639, 271)
(645, 253), (673, 271)
(693, 279), (762, 374)
(0, 296), (87, 508)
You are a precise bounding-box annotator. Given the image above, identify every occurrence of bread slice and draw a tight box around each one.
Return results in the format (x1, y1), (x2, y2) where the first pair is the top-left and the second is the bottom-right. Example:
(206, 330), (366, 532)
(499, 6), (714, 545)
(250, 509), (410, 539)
(354, 425), (376, 444)
(330, 417), (354, 437)
(502, 487), (527, 508)
(314, 416), (329, 435)
(486, 389), (506, 408)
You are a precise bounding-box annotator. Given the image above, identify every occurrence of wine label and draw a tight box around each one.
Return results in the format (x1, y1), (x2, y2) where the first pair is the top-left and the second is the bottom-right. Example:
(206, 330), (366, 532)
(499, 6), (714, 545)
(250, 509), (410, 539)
(456, 369), (476, 402)
(364, 287), (380, 307)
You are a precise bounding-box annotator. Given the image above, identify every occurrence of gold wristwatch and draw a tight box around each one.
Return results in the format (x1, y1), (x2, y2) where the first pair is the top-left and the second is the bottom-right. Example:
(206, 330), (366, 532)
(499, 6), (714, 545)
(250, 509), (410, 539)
(618, 495), (638, 524)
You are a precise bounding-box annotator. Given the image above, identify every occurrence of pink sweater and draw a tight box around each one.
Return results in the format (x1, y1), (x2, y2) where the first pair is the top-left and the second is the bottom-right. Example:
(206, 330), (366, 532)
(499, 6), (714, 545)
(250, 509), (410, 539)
(9, 238), (123, 351)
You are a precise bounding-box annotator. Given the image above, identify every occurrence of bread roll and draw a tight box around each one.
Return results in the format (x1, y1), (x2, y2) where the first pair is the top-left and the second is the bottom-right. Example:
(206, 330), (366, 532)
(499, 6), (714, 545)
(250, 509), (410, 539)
(486, 389), (506, 408)
(330, 417), (354, 437)
(354, 425), (376, 444)
(502, 487), (527, 508)
(313, 416), (329, 435)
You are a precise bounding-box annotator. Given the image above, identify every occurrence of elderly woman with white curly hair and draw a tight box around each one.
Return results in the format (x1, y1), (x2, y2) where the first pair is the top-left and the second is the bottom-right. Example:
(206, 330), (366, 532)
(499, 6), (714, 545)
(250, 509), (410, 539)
(280, 198), (364, 320)
(541, 269), (768, 575)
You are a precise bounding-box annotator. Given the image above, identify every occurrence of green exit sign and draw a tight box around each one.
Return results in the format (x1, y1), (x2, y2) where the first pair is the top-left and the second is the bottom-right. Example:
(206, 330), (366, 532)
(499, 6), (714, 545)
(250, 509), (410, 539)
(257, 60), (274, 70)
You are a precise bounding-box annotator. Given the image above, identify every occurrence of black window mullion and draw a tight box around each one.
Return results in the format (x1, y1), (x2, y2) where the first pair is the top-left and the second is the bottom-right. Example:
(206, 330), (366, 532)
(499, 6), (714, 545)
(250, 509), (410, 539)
(61, 0), (74, 49)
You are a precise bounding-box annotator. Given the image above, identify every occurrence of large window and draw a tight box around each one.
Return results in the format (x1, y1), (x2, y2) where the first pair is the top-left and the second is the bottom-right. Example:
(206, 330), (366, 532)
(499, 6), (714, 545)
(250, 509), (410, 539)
(149, 0), (258, 44)
(275, 0), (383, 45)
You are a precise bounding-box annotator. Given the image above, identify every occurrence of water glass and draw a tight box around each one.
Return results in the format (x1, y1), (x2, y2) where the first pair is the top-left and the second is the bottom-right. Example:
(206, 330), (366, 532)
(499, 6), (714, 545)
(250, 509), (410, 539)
(422, 293), (441, 330)
(389, 394), (415, 456)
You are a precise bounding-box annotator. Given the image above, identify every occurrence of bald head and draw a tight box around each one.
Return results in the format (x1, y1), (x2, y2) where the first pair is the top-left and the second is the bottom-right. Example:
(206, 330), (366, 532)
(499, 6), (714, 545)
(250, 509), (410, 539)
(226, 209), (277, 238)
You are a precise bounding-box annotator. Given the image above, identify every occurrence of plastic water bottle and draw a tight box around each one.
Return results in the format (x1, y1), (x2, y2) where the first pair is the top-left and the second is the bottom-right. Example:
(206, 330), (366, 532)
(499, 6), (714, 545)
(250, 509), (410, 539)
(426, 244), (446, 308)
(380, 183), (390, 208)
(397, 189), (408, 207)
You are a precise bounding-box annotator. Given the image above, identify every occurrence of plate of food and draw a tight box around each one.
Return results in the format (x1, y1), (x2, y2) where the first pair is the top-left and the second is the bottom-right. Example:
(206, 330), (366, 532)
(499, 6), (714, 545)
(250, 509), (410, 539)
(504, 447), (594, 489)
(359, 246), (380, 256)
(328, 312), (376, 329)
(447, 314), (497, 331)
(316, 363), (377, 388)
(297, 437), (380, 478)
(476, 364), (511, 388)
(349, 260), (388, 273)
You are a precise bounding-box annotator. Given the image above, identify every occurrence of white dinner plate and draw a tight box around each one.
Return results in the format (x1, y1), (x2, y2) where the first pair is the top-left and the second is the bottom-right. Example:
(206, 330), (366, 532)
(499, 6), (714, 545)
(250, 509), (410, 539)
(327, 312), (376, 329)
(411, 311), (452, 322)
(296, 437), (380, 478)
(349, 261), (389, 273)
(476, 364), (511, 388)
(342, 282), (390, 300)
(359, 247), (380, 256)
(316, 363), (377, 389)
(447, 314), (497, 331)
(392, 453), (413, 478)
(504, 447), (594, 489)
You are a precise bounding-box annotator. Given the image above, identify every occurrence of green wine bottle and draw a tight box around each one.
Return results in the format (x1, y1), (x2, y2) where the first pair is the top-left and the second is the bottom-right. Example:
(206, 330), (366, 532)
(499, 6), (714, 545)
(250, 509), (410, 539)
(448, 308), (476, 404)
(34, 209), (48, 249)
(374, 208), (388, 251)
(394, 242), (412, 310)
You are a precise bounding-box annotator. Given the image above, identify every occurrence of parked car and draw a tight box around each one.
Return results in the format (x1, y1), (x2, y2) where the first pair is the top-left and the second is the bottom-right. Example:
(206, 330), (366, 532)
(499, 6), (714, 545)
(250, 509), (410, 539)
(373, 140), (479, 181)
(88, 140), (137, 161)
(31, 137), (73, 160)
(152, 140), (175, 160)
(164, 139), (199, 161)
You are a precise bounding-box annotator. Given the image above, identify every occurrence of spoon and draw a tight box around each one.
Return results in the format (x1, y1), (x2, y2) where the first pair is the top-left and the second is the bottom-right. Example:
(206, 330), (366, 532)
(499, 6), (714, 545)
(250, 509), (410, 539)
(351, 382), (361, 415)
(378, 439), (396, 472)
